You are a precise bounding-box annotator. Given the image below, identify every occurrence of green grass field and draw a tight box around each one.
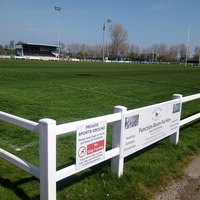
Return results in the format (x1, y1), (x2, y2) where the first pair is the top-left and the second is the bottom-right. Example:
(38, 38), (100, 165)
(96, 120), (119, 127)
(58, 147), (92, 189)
(0, 59), (200, 199)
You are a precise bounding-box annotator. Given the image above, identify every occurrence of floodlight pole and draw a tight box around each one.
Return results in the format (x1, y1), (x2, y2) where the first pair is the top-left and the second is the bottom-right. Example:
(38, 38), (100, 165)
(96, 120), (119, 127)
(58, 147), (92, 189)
(185, 28), (190, 66)
(198, 54), (200, 67)
(54, 6), (62, 59)
(102, 22), (106, 62)
(102, 19), (111, 62)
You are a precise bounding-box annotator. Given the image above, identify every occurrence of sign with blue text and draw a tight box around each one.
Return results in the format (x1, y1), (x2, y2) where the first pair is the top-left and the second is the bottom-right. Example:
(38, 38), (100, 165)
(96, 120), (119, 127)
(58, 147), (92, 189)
(121, 99), (182, 158)
(76, 121), (107, 170)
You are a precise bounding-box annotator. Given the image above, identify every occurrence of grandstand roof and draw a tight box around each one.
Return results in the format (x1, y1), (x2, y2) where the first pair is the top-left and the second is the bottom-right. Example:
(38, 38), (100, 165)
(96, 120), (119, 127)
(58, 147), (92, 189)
(16, 42), (61, 48)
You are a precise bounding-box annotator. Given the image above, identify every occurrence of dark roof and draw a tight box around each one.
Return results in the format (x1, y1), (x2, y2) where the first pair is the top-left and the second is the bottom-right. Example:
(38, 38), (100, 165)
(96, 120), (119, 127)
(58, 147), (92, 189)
(15, 42), (61, 48)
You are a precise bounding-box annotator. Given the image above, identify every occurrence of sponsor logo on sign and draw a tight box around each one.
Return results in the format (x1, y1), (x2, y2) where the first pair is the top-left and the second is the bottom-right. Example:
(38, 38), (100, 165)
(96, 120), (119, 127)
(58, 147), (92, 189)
(152, 108), (162, 121)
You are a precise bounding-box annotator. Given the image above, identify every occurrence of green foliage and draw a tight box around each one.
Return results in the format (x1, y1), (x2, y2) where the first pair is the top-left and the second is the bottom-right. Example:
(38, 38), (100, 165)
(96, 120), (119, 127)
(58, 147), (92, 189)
(0, 59), (200, 199)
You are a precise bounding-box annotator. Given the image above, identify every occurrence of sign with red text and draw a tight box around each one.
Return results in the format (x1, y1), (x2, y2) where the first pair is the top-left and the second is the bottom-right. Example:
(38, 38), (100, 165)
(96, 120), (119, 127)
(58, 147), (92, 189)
(121, 99), (182, 158)
(76, 121), (107, 170)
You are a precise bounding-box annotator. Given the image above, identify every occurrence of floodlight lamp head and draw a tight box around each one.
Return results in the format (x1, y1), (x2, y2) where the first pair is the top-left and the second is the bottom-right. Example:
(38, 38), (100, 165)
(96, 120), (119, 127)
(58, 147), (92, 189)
(54, 6), (62, 11)
(102, 22), (106, 30)
(107, 19), (112, 23)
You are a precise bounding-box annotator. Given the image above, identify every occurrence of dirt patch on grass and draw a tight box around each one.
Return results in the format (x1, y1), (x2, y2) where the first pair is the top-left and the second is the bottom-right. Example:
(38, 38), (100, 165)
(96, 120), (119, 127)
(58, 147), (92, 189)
(152, 155), (200, 200)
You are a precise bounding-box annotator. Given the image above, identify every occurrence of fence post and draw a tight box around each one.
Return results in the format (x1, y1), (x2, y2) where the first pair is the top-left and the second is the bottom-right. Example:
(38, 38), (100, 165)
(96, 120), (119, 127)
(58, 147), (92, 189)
(169, 94), (183, 145)
(39, 119), (57, 200)
(111, 106), (127, 177)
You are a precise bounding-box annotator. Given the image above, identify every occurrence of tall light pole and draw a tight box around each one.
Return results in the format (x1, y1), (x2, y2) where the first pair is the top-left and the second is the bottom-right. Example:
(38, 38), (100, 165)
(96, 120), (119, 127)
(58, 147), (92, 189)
(102, 22), (106, 62)
(185, 28), (190, 66)
(54, 6), (62, 58)
(102, 19), (111, 62)
(198, 54), (200, 67)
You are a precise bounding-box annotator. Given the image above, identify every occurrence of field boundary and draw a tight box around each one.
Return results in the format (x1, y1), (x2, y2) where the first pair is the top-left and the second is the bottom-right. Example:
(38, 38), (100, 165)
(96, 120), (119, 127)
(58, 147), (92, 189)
(0, 93), (200, 200)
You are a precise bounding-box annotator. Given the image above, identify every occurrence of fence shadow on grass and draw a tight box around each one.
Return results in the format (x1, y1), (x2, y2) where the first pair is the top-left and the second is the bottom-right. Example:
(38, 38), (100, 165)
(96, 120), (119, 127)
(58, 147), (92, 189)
(0, 176), (39, 200)
(56, 159), (111, 192)
(56, 142), (160, 193)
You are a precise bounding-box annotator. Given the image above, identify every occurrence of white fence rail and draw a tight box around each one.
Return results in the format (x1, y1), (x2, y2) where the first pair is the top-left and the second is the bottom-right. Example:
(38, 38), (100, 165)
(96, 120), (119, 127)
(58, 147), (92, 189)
(0, 55), (11, 59)
(0, 93), (200, 200)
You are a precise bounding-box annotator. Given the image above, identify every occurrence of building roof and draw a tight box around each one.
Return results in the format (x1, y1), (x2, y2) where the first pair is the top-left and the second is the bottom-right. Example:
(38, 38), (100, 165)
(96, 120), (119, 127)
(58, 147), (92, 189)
(15, 42), (61, 48)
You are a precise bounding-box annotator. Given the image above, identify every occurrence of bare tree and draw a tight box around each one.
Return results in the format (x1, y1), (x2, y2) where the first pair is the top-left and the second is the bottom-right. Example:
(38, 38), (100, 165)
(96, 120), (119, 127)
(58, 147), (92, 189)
(67, 43), (80, 58)
(194, 46), (200, 65)
(8, 40), (15, 55)
(157, 43), (168, 55)
(129, 44), (140, 59)
(194, 46), (200, 57)
(178, 43), (187, 61)
(108, 23), (128, 58)
(59, 42), (65, 52)
(9, 40), (15, 50)
(169, 45), (179, 61)
(0, 44), (4, 54)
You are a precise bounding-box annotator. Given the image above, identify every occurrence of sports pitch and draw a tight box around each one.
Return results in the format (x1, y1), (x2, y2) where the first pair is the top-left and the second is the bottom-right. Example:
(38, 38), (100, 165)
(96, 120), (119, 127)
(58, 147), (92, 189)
(0, 59), (200, 199)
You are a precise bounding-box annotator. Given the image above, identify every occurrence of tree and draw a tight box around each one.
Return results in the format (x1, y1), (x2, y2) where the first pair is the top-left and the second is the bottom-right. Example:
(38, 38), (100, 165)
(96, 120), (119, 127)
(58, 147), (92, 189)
(59, 42), (65, 52)
(67, 43), (80, 58)
(9, 40), (15, 50)
(0, 44), (4, 54)
(194, 46), (200, 59)
(178, 43), (187, 61)
(128, 44), (140, 60)
(191, 46), (200, 65)
(168, 45), (179, 62)
(4, 45), (9, 54)
(108, 23), (128, 58)
(9, 40), (15, 55)
(16, 41), (23, 44)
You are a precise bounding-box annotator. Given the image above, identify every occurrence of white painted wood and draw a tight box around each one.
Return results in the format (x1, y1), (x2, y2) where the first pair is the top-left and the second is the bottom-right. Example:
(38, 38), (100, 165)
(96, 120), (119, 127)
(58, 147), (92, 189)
(39, 119), (57, 200)
(56, 147), (119, 182)
(0, 148), (39, 178)
(56, 113), (121, 136)
(169, 94), (183, 144)
(182, 93), (200, 103)
(180, 113), (200, 126)
(111, 106), (127, 177)
(0, 111), (38, 132)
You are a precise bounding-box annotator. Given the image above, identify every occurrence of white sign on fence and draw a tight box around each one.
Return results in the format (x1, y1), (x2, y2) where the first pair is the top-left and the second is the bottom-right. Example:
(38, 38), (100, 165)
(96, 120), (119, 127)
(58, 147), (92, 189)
(121, 100), (182, 158)
(76, 121), (107, 170)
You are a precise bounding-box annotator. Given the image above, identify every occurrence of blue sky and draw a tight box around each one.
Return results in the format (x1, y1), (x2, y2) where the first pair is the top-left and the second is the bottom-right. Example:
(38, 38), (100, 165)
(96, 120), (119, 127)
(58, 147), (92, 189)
(1, 0), (200, 54)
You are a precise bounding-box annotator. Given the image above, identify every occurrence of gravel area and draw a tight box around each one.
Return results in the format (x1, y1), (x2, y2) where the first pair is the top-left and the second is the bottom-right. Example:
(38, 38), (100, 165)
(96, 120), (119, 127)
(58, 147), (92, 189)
(152, 155), (200, 200)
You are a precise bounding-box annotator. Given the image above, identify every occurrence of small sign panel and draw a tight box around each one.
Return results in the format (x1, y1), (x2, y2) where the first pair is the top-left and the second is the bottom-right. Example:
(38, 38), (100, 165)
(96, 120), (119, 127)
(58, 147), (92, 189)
(121, 100), (182, 158)
(76, 121), (107, 170)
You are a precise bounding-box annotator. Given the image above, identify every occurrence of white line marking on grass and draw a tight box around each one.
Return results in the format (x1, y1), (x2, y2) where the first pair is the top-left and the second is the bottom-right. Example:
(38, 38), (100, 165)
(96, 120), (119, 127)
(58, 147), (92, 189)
(0, 139), (38, 151)
(1, 75), (166, 105)
(56, 84), (135, 101)
(15, 142), (38, 151)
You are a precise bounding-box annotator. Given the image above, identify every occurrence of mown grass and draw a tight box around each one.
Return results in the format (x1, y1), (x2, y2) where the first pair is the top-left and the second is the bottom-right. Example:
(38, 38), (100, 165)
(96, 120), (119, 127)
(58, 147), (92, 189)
(0, 59), (200, 199)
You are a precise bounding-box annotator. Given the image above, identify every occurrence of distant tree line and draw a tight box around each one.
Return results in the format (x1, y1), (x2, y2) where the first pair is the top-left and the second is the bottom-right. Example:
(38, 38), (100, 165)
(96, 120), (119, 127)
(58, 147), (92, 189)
(1, 23), (200, 63)
(0, 40), (15, 56)
(66, 41), (200, 62)
(65, 23), (200, 63)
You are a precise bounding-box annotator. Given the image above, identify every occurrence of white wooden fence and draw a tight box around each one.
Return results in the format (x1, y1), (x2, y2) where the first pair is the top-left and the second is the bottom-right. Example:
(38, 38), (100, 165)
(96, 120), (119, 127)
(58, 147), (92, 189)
(0, 93), (200, 200)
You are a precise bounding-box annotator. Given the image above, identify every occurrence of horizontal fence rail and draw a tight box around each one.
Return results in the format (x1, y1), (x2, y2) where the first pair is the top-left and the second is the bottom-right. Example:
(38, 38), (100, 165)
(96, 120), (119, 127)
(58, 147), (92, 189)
(180, 113), (200, 126)
(56, 147), (120, 182)
(182, 93), (200, 103)
(0, 111), (39, 133)
(180, 93), (200, 126)
(0, 93), (200, 200)
(56, 112), (122, 136)
(0, 148), (39, 178)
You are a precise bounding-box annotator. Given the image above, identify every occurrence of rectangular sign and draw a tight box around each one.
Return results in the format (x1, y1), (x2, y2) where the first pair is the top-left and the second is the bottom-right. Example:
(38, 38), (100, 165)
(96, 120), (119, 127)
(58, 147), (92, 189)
(121, 99), (182, 158)
(76, 121), (107, 170)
